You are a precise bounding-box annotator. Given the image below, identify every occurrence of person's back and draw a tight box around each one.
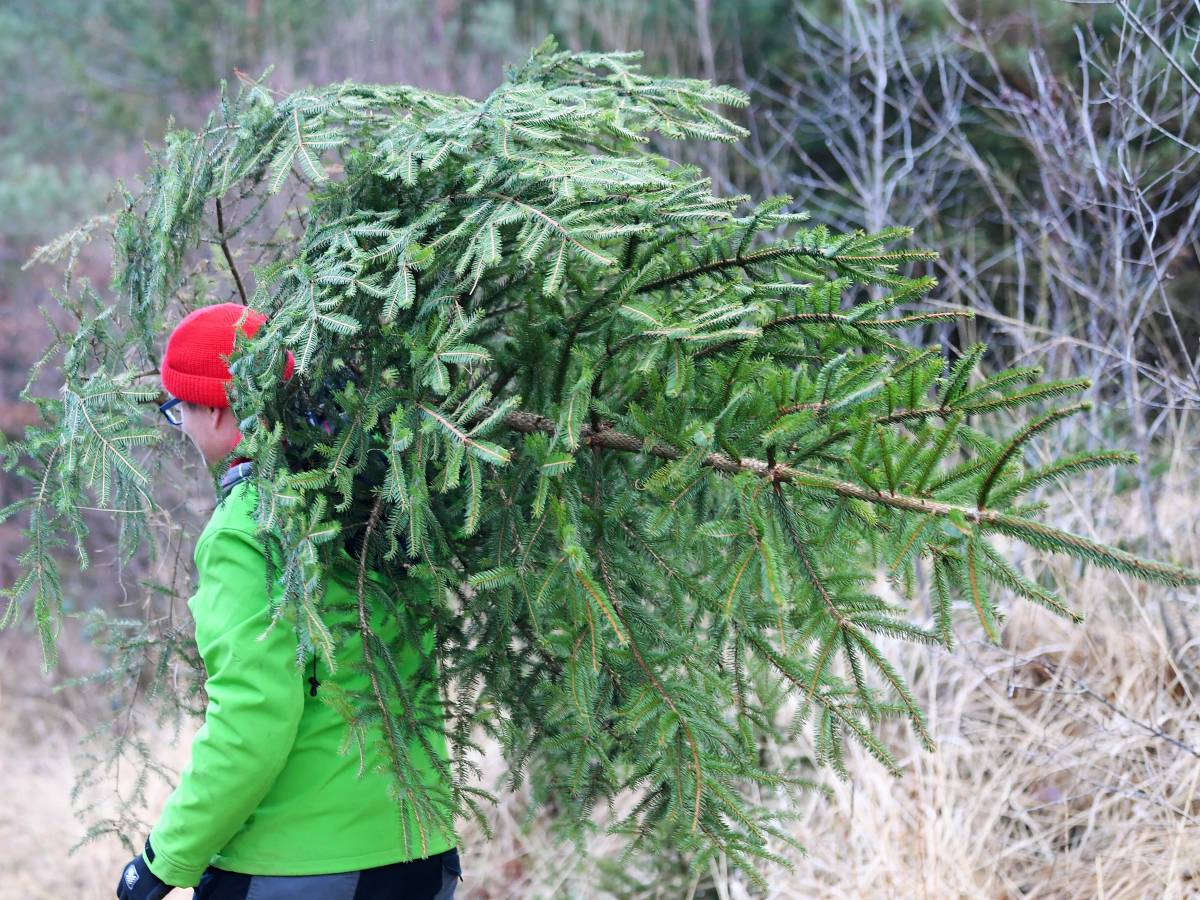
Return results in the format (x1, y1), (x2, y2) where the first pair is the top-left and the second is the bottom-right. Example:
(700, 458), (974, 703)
(117, 303), (462, 900)
(208, 481), (456, 875)
(166, 476), (458, 878)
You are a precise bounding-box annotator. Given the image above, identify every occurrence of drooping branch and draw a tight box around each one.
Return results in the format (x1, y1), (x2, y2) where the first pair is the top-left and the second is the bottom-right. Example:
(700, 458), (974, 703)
(595, 538), (704, 832)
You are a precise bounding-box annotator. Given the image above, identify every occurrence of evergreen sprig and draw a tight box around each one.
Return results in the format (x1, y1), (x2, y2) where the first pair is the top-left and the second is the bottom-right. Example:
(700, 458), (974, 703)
(3, 36), (1196, 877)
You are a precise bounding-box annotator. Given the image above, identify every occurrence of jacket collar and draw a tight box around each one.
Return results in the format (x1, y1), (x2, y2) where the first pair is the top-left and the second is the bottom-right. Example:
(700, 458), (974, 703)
(220, 457), (253, 495)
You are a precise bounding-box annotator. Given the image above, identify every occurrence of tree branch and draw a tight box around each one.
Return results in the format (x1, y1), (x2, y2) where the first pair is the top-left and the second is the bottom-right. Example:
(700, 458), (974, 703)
(491, 408), (1200, 587)
(215, 198), (248, 305)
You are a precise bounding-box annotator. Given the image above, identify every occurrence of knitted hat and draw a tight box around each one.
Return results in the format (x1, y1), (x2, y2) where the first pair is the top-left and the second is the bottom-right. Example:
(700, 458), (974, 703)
(161, 302), (295, 408)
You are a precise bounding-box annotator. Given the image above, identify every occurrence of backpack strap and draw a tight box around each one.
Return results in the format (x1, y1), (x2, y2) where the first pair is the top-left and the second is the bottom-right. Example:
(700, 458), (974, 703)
(220, 461), (254, 497)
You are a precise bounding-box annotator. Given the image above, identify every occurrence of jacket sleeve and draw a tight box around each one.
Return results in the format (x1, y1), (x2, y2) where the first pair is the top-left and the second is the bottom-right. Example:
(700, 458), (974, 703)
(145, 526), (305, 888)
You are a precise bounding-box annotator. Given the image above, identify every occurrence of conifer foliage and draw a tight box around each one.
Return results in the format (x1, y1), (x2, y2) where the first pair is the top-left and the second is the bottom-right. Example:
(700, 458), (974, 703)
(3, 38), (1197, 881)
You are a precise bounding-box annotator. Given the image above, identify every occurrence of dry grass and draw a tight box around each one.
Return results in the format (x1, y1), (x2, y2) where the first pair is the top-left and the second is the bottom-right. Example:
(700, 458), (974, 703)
(0, 622), (195, 899)
(1, 472), (1197, 900)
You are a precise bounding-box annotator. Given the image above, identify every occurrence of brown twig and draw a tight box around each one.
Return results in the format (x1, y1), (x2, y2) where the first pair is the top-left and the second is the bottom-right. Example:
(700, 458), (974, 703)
(215, 198), (248, 305)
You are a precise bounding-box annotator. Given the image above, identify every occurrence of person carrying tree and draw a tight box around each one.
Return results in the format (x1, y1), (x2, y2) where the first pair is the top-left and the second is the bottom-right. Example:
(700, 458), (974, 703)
(115, 302), (462, 900)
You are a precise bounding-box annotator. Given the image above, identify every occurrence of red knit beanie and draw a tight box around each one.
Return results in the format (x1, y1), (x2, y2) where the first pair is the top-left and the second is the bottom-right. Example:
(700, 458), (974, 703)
(161, 302), (296, 408)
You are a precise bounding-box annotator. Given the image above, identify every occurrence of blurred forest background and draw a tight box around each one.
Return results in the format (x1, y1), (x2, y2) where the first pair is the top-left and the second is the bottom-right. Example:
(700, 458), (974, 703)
(1, 1), (1198, 897)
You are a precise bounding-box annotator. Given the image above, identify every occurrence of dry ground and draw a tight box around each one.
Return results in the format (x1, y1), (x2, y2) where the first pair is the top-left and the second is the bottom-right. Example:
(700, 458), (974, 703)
(2, 474), (1197, 899)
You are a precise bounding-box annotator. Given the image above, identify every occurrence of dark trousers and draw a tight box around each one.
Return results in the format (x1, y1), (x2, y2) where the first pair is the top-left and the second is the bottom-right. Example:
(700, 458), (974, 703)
(192, 848), (461, 900)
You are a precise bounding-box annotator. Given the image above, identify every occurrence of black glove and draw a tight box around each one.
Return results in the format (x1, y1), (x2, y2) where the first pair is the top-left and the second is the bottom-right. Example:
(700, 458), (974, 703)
(115, 836), (173, 900)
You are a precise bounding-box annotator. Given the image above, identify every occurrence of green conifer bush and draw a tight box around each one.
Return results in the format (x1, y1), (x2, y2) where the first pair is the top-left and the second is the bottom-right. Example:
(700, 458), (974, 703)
(3, 37), (1196, 885)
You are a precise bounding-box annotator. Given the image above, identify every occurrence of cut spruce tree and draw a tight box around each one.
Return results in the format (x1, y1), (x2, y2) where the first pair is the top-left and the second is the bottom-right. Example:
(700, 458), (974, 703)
(3, 37), (1196, 885)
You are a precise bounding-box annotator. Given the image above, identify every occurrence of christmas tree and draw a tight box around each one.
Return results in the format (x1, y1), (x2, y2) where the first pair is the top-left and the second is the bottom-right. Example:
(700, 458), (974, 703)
(3, 37), (1196, 886)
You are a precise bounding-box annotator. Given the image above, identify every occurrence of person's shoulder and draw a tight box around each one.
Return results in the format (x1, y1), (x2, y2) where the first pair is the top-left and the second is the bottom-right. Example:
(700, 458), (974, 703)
(197, 480), (262, 552)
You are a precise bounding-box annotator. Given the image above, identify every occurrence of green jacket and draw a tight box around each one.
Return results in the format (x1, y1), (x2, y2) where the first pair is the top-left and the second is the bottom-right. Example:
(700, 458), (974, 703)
(144, 479), (456, 888)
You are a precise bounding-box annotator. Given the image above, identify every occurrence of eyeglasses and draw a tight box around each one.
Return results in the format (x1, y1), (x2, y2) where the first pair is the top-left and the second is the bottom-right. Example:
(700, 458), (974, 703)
(159, 396), (183, 427)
